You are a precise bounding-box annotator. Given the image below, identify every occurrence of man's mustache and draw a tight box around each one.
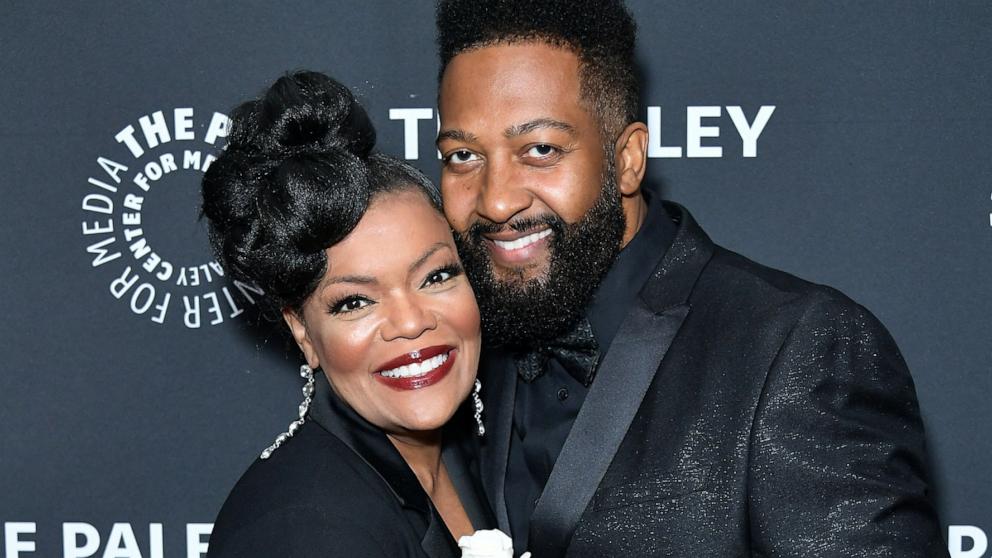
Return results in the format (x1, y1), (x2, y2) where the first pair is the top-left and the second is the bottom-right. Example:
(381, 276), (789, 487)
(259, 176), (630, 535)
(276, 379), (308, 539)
(466, 214), (565, 241)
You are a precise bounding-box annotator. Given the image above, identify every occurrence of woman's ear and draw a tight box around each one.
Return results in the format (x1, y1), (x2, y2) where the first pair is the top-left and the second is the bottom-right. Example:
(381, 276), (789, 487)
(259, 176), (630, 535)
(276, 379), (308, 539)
(614, 121), (649, 197)
(283, 308), (319, 369)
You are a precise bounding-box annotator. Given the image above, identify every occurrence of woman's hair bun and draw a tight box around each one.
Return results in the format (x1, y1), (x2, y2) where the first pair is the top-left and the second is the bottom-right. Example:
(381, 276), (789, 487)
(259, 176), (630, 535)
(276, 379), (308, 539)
(229, 70), (375, 159)
(202, 71), (378, 316)
(202, 70), (441, 318)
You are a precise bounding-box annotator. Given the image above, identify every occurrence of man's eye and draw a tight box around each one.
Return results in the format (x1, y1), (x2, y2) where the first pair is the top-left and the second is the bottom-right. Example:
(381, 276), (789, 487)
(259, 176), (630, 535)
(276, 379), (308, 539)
(330, 296), (373, 314)
(446, 150), (478, 164)
(526, 144), (558, 158)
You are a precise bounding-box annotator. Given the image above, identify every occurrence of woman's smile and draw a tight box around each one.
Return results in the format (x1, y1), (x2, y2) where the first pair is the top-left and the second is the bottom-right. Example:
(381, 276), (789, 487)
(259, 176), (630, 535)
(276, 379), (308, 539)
(375, 345), (458, 390)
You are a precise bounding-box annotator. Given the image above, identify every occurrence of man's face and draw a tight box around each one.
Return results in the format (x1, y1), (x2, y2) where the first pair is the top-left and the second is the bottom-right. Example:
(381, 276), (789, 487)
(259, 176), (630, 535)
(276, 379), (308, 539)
(438, 42), (608, 283)
(438, 42), (627, 346)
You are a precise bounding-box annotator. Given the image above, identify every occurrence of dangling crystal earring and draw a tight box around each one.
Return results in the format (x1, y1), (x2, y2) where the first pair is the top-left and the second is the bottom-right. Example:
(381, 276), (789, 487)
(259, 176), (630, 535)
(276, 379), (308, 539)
(260, 364), (316, 460)
(472, 379), (485, 437)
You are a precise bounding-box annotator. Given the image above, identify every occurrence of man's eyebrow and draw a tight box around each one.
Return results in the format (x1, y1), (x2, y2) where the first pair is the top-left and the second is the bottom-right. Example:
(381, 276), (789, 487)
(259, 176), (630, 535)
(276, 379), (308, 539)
(436, 118), (576, 145)
(436, 129), (479, 144)
(505, 118), (577, 138)
(409, 242), (449, 273)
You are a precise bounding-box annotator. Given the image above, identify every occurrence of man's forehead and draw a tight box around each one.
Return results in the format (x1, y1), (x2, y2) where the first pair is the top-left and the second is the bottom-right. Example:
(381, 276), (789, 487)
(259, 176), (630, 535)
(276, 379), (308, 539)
(438, 43), (584, 123)
(440, 42), (581, 93)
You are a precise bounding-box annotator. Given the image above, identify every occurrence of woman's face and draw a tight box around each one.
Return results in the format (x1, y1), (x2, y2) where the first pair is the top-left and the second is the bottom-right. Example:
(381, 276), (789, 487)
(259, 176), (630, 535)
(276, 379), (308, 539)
(284, 189), (481, 436)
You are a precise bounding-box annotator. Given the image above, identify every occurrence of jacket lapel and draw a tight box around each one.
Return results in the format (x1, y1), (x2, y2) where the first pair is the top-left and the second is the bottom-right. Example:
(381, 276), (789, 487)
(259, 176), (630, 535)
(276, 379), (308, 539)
(443, 432), (497, 530)
(421, 505), (460, 558)
(478, 351), (518, 532)
(527, 203), (715, 557)
(527, 303), (689, 556)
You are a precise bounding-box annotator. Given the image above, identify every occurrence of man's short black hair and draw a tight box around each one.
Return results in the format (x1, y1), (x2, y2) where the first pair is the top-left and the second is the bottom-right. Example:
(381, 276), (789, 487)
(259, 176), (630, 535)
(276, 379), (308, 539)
(437, 0), (639, 141)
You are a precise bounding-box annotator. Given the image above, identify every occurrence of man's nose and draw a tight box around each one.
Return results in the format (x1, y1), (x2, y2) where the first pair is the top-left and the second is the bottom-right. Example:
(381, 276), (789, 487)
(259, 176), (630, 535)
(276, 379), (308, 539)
(380, 295), (437, 341)
(476, 158), (533, 224)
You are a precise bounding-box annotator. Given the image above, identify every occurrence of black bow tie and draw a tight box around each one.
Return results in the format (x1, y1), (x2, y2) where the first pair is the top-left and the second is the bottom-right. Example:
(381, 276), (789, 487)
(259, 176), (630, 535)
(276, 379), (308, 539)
(513, 318), (601, 387)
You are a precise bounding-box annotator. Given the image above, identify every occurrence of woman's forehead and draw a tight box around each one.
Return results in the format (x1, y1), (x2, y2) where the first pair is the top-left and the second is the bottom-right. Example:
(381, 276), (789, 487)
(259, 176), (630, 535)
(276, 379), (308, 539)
(324, 191), (454, 277)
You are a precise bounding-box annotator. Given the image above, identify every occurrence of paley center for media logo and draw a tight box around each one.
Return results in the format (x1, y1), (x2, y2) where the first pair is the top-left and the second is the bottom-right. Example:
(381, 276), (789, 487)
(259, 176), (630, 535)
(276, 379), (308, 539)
(78, 102), (777, 329)
(79, 108), (263, 329)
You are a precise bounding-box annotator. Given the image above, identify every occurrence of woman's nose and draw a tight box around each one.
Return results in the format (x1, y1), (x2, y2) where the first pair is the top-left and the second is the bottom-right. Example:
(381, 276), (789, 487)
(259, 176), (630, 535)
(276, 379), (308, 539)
(380, 295), (437, 341)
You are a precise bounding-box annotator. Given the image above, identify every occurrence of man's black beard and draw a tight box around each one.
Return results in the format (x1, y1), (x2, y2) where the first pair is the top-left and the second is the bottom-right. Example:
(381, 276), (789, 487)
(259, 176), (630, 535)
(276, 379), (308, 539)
(454, 167), (626, 349)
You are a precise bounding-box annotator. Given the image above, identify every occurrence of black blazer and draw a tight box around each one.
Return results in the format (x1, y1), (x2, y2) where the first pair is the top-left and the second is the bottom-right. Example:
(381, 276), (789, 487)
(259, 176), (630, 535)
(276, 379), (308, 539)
(208, 374), (494, 558)
(475, 203), (947, 557)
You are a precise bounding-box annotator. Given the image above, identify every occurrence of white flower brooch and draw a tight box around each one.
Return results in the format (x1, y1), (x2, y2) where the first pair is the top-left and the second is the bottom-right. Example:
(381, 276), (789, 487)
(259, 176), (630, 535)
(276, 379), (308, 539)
(458, 529), (531, 558)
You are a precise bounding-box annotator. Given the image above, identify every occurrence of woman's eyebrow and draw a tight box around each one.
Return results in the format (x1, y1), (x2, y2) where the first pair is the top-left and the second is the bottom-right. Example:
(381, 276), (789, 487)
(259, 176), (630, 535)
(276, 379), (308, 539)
(318, 242), (449, 290)
(323, 274), (377, 287)
(409, 242), (450, 273)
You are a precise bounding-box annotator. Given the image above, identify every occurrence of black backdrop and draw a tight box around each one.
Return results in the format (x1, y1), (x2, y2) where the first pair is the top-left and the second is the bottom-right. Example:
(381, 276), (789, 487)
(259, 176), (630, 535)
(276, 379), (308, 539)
(2, 2), (990, 556)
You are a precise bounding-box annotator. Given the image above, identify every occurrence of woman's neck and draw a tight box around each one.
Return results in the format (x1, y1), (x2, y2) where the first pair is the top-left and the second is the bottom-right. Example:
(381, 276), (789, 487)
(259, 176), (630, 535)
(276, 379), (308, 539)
(388, 430), (444, 493)
(388, 429), (475, 540)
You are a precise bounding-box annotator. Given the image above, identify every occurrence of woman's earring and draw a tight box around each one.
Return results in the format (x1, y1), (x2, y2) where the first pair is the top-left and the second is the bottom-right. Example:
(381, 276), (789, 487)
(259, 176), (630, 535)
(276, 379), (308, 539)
(260, 364), (316, 460)
(472, 379), (485, 437)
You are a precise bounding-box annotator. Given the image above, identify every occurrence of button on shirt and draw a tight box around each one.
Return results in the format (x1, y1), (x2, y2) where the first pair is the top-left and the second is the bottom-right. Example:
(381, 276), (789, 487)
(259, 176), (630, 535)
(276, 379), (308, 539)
(501, 196), (677, 547)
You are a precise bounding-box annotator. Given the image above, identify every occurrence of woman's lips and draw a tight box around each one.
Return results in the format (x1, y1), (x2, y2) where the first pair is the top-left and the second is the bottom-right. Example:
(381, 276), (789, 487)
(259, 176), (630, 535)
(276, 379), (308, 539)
(374, 344), (451, 373)
(374, 347), (457, 391)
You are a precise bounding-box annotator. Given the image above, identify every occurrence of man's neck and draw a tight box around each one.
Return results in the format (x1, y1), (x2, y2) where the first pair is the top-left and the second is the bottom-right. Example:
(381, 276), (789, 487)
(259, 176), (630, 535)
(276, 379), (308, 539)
(620, 192), (648, 248)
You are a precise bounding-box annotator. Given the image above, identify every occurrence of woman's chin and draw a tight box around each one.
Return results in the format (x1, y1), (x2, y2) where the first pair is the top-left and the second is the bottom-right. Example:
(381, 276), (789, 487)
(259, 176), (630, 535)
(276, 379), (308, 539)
(379, 374), (474, 434)
(389, 400), (465, 435)
(396, 411), (455, 434)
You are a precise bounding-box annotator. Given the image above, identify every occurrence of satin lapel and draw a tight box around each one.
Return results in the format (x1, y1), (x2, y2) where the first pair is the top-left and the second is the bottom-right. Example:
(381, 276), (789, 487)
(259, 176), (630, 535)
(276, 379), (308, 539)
(527, 202), (715, 557)
(443, 436), (497, 530)
(527, 302), (690, 557)
(421, 505), (459, 558)
(478, 351), (517, 532)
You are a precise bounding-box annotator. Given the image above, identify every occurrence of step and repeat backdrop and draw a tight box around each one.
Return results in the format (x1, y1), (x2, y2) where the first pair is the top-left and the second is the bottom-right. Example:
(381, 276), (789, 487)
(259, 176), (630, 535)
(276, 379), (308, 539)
(2, 2), (990, 556)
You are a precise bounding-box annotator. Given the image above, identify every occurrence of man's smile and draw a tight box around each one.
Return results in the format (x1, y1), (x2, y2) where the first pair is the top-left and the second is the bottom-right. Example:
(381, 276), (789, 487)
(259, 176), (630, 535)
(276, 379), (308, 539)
(482, 226), (554, 266)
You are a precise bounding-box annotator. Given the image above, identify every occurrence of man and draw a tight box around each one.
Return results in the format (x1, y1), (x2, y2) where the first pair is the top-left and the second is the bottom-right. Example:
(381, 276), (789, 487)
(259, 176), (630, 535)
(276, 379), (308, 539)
(435, 1), (946, 557)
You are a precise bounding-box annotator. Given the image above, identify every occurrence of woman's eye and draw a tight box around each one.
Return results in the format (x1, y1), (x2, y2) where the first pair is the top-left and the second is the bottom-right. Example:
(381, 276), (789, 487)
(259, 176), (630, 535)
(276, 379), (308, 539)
(330, 296), (373, 314)
(445, 150), (478, 165)
(425, 270), (452, 286)
(422, 265), (462, 288)
(526, 144), (558, 158)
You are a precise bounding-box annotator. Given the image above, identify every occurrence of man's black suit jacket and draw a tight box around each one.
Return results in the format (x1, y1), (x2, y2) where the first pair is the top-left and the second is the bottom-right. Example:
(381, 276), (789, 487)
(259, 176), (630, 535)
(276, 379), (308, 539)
(475, 203), (947, 557)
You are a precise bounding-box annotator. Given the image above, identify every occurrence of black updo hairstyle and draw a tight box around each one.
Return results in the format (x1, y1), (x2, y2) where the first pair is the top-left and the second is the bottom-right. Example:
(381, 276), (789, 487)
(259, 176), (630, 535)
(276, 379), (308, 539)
(201, 71), (442, 316)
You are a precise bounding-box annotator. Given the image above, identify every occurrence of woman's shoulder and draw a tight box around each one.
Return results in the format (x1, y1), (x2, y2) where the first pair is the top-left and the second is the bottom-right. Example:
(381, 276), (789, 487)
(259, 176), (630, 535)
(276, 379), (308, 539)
(208, 421), (420, 557)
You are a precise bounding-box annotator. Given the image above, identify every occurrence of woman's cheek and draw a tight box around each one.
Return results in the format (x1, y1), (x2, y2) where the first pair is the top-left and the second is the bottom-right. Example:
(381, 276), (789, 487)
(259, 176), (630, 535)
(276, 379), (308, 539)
(320, 317), (380, 373)
(447, 284), (481, 336)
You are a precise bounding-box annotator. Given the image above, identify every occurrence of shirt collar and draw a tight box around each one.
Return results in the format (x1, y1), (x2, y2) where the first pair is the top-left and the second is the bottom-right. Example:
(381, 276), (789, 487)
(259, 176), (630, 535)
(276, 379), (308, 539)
(585, 189), (677, 357)
(306, 372), (430, 514)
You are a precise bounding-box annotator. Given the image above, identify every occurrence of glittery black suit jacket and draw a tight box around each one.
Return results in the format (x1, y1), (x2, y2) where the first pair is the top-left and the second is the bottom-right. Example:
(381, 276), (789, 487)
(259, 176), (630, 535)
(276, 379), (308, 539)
(475, 203), (947, 557)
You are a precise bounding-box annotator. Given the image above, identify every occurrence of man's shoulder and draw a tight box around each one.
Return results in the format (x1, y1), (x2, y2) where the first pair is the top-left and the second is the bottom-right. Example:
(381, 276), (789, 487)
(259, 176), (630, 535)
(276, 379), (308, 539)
(652, 203), (861, 319)
(691, 243), (877, 330)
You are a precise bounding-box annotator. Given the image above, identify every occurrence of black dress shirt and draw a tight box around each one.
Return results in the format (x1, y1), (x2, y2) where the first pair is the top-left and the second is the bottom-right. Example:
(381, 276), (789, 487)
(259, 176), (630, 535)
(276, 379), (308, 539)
(501, 194), (677, 548)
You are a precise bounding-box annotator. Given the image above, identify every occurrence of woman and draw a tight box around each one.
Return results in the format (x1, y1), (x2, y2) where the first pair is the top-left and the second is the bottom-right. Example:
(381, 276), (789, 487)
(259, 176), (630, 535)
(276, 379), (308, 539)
(202, 71), (494, 557)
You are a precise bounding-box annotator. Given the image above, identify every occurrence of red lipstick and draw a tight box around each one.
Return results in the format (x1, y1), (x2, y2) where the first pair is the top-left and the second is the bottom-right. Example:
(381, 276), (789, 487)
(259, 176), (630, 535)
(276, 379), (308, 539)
(374, 345), (457, 391)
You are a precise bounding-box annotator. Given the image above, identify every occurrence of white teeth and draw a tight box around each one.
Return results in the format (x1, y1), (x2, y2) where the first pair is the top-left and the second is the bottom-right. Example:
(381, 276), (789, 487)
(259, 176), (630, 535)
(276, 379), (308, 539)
(380, 353), (449, 379)
(492, 228), (552, 251)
